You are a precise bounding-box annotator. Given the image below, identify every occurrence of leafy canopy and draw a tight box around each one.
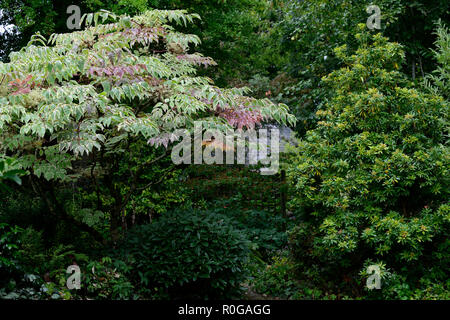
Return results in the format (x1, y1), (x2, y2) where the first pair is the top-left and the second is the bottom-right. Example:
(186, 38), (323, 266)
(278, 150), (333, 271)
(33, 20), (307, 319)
(0, 9), (295, 181)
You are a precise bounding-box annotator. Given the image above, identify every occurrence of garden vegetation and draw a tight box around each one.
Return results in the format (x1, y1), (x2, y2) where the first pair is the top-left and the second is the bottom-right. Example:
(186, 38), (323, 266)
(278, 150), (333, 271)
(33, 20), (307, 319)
(0, 0), (448, 300)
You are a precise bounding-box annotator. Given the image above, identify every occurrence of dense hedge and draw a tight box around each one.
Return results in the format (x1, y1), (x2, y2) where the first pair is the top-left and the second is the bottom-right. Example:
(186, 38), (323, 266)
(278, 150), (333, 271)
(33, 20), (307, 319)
(117, 209), (251, 299)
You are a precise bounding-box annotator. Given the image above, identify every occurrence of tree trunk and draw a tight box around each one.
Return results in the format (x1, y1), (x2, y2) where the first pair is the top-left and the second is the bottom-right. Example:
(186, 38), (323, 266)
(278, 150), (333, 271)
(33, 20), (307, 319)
(31, 176), (105, 243)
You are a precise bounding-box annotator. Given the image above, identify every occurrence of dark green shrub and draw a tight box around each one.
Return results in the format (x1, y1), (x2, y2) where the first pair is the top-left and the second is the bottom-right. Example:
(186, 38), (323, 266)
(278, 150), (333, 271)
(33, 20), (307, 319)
(118, 209), (251, 299)
(0, 223), (24, 284)
(82, 257), (135, 300)
(251, 252), (300, 299)
(0, 224), (46, 299)
(212, 203), (289, 256)
(15, 227), (45, 272)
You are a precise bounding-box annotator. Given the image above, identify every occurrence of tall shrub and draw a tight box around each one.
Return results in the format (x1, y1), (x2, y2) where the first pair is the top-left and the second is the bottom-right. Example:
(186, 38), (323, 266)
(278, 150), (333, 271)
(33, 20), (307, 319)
(287, 25), (449, 297)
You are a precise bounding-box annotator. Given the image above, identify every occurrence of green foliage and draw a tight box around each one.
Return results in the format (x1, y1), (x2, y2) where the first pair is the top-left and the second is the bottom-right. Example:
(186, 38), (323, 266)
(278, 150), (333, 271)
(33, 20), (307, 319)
(113, 140), (189, 216)
(0, 273), (44, 300)
(277, 0), (449, 134)
(0, 223), (24, 280)
(251, 252), (300, 299)
(46, 245), (89, 278)
(1, 1), (448, 301)
(0, 191), (93, 249)
(0, 221), (91, 299)
(184, 0), (285, 85)
(356, 254), (450, 300)
(0, 8), (294, 242)
(425, 21), (450, 99)
(282, 0), (449, 77)
(0, 224), (46, 280)
(83, 257), (135, 299)
(277, 0), (403, 133)
(287, 27), (449, 298)
(0, 0), (61, 62)
(0, 224), (47, 299)
(181, 164), (291, 258)
(0, 8), (294, 182)
(117, 208), (251, 299)
(185, 164), (284, 213)
(84, 0), (285, 85)
(14, 227), (46, 271)
(0, 158), (25, 191)
(212, 203), (288, 256)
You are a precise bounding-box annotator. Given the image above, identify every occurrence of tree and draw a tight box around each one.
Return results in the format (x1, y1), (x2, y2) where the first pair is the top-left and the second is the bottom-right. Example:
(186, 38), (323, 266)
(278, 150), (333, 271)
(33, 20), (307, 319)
(0, 0), (78, 62)
(85, 0), (284, 85)
(1, 1), (283, 87)
(425, 21), (450, 100)
(287, 25), (449, 296)
(276, 0), (449, 134)
(0, 8), (20, 61)
(0, 9), (295, 241)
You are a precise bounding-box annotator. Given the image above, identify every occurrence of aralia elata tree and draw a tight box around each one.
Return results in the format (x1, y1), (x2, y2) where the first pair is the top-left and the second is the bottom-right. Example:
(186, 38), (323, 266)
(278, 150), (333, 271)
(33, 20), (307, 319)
(0, 9), (295, 241)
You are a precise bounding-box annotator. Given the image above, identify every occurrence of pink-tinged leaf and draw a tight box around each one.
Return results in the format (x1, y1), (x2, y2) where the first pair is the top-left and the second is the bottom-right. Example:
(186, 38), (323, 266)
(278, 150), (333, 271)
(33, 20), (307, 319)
(219, 105), (263, 130)
(176, 54), (217, 67)
(11, 87), (31, 96)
